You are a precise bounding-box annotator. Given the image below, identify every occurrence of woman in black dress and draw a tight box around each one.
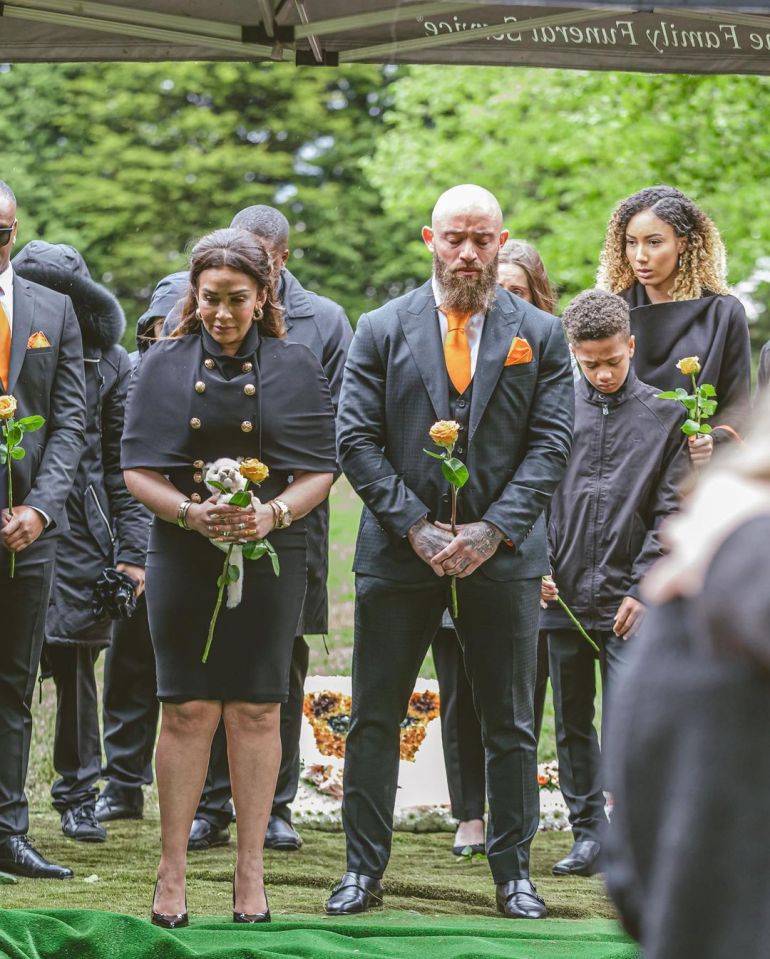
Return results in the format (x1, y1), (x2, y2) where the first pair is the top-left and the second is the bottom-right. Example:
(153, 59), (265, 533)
(122, 230), (335, 925)
(598, 185), (751, 467)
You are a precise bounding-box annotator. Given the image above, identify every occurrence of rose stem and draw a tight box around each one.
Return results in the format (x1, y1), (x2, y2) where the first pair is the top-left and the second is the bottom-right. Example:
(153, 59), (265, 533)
(7, 425), (14, 578)
(202, 543), (234, 663)
(556, 596), (599, 653)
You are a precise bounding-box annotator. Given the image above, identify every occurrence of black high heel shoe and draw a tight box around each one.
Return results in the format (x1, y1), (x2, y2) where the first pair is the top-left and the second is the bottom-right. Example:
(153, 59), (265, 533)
(151, 879), (189, 929)
(232, 875), (271, 924)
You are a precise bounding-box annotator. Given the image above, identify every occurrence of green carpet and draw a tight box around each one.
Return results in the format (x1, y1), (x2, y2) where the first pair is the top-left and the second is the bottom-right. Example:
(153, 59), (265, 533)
(0, 910), (638, 959)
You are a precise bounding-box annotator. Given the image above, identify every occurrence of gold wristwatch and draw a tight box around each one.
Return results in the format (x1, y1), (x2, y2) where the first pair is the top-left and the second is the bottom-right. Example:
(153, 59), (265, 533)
(270, 498), (293, 529)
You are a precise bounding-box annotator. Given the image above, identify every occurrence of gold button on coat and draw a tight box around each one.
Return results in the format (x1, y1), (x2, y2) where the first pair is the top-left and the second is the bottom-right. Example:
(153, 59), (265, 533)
(204, 358), (215, 369)
(241, 420), (253, 433)
(190, 417), (201, 429)
(191, 493), (202, 503)
(242, 361), (253, 373)
(243, 384), (256, 396)
(195, 381), (206, 394)
(193, 471), (203, 483)
(193, 459), (204, 469)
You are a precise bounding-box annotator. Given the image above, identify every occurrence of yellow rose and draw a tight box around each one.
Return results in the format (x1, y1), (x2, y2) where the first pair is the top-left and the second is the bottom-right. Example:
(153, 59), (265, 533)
(239, 457), (269, 484)
(676, 356), (701, 377)
(429, 420), (461, 448)
(0, 395), (18, 420)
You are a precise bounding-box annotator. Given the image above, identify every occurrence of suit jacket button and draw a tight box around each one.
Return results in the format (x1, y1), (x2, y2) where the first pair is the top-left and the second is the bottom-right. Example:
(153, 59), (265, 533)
(190, 493), (202, 503)
(190, 417), (201, 429)
(194, 380), (206, 394)
(242, 361), (253, 373)
(241, 420), (253, 433)
(243, 383), (256, 396)
(204, 358), (215, 369)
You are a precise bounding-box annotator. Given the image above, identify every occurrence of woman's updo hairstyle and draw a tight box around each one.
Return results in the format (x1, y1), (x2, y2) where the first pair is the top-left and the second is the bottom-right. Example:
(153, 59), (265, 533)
(598, 185), (728, 301)
(499, 239), (558, 314)
(172, 228), (285, 339)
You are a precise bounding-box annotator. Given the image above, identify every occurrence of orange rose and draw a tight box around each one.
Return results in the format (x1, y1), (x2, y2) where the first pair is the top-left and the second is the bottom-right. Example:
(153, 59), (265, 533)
(0, 395), (17, 420)
(239, 458), (269, 484)
(537, 773), (549, 786)
(429, 420), (460, 448)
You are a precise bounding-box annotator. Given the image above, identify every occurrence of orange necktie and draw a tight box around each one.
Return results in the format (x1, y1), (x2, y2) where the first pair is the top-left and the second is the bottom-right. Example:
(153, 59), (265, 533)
(0, 299), (10, 390)
(443, 308), (473, 395)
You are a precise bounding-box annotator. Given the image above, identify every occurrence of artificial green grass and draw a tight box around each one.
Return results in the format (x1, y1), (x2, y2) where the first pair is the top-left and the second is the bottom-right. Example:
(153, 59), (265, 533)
(1, 816), (614, 921)
(0, 910), (638, 959)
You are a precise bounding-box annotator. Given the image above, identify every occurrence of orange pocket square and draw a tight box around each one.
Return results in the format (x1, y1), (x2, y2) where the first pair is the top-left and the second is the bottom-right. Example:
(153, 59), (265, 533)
(27, 331), (51, 349)
(504, 336), (533, 366)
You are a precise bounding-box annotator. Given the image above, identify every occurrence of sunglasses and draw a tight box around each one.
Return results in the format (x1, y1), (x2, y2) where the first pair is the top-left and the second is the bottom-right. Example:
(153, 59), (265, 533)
(0, 221), (16, 247)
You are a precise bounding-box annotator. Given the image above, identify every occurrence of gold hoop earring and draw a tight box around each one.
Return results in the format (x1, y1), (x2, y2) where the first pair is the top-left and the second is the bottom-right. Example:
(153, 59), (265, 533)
(195, 308), (202, 322)
(253, 306), (263, 322)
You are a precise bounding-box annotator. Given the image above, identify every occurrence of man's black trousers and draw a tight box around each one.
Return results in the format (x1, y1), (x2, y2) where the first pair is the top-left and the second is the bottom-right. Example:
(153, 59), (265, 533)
(343, 573), (541, 884)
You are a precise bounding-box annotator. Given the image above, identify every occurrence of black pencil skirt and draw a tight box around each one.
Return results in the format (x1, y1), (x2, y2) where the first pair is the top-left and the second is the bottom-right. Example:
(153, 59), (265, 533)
(145, 519), (307, 703)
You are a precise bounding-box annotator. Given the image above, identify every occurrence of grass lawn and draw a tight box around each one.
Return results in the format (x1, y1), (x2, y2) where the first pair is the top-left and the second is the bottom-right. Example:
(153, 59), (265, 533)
(17, 478), (613, 922)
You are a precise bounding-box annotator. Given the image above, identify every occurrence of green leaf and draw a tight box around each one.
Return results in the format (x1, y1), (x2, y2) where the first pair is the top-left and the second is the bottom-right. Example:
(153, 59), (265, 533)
(207, 479), (227, 493)
(266, 541), (281, 576)
(699, 423), (713, 434)
(17, 415), (44, 432)
(242, 541), (267, 561)
(6, 425), (22, 447)
(422, 448), (445, 460)
(674, 388), (690, 400)
(227, 564), (240, 583)
(10, 447), (25, 460)
(681, 397), (697, 412)
(442, 457), (469, 489)
(655, 391), (681, 400)
(228, 490), (251, 507)
(682, 419), (701, 436)
(699, 384), (717, 398)
(701, 399), (718, 417)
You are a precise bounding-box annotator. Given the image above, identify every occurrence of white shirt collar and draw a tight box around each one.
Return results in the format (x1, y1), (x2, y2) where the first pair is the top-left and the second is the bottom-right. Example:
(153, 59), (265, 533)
(0, 261), (13, 297)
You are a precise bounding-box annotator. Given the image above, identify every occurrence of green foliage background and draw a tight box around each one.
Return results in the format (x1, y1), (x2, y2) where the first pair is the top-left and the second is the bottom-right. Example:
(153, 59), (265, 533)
(2, 61), (770, 353)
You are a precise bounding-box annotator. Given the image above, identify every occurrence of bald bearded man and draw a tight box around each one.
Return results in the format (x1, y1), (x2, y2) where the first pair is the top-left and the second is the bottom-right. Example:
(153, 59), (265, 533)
(330, 185), (573, 918)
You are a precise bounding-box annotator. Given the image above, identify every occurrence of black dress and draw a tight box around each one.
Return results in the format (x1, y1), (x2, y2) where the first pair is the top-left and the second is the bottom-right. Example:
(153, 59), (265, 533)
(621, 283), (751, 440)
(121, 325), (336, 703)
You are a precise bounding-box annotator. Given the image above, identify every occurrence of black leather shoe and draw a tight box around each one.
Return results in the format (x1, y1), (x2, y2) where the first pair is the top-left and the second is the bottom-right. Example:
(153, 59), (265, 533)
(151, 880), (189, 929)
(552, 840), (602, 877)
(264, 815), (303, 851)
(496, 879), (547, 919)
(0, 835), (74, 879)
(95, 791), (143, 823)
(232, 875), (271, 923)
(61, 804), (107, 843)
(324, 872), (384, 915)
(188, 817), (230, 851)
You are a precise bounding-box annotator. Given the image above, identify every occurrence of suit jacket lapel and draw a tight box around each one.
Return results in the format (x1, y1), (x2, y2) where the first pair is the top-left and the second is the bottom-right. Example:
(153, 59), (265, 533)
(468, 296), (522, 443)
(8, 277), (35, 393)
(399, 281), (449, 422)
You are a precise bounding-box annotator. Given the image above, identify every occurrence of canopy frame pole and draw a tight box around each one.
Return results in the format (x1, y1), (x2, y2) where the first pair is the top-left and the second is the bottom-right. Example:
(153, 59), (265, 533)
(293, 1), (481, 40)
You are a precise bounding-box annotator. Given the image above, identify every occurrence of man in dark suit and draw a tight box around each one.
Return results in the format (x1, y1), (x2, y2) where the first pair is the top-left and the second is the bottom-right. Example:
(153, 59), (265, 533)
(98, 207), (352, 853)
(0, 181), (86, 878)
(328, 184), (573, 918)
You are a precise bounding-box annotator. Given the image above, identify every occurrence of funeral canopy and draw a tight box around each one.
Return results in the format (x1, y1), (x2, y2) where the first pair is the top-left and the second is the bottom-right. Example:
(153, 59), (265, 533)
(2, 0), (770, 74)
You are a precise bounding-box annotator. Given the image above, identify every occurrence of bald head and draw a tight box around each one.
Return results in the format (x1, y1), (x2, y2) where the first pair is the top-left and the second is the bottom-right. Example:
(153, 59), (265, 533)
(431, 184), (503, 231)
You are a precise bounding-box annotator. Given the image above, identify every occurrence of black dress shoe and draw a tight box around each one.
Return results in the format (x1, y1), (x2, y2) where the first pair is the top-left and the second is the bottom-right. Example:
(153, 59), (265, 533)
(264, 815), (302, 851)
(232, 875), (271, 923)
(552, 840), (602, 877)
(496, 879), (547, 919)
(188, 817), (230, 851)
(61, 805), (107, 843)
(0, 835), (74, 879)
(95, 791), (143, 823)
(151, 880), (189, 929)
(324, 872), (384, 915)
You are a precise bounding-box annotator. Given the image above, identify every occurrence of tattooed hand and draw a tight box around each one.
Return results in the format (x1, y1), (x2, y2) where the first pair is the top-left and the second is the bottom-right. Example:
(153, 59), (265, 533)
(407, 517), (454, 574)
(432, 521), (504, 578)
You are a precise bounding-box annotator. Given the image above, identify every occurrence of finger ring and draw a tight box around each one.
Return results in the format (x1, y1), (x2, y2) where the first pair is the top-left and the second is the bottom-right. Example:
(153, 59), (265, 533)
(207, 525), (214, 534)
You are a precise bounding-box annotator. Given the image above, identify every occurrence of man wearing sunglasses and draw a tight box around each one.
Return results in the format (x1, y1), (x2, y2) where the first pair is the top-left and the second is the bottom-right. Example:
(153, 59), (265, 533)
(0, 181), (87, 879)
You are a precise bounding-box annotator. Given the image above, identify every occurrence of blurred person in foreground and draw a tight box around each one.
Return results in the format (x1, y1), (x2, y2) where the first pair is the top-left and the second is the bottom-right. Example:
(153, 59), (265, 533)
(12, 242), (147, 844)
(604, 392), (770, 958)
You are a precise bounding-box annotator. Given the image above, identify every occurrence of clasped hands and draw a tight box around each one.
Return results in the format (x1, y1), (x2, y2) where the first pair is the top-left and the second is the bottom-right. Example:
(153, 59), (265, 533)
(408, 517), (503, 578)
(0, 506), (46, 554)
(186, 494), (275, 543)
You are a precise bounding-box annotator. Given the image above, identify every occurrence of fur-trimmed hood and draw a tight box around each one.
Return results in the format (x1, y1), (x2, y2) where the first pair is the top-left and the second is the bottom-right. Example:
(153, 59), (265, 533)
(13, 241), (125, 350)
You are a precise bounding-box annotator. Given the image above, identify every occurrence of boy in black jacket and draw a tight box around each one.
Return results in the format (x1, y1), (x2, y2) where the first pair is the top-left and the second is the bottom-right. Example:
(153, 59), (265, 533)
(541, 289), (686, 879)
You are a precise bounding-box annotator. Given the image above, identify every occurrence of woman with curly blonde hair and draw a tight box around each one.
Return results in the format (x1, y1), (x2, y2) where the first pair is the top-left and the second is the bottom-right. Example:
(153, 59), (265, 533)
(598, 185), (751, 465)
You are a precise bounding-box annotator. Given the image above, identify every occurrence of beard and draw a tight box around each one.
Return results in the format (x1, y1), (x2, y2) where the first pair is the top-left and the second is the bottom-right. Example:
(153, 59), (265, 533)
(433, 251), (499, 313)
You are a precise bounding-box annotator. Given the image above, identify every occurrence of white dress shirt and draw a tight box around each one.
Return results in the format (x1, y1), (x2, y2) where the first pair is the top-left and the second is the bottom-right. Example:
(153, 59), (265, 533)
(432, 276), (485, 377)
(0, 261), (14, 330)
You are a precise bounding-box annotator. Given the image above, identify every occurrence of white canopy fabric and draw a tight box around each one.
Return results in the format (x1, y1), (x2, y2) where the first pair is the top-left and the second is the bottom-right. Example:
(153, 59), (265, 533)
(2, 0), (770, 74)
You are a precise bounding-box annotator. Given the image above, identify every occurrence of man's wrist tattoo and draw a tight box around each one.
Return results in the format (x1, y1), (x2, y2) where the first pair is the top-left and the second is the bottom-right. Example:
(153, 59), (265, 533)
(466, 522), (503, 557)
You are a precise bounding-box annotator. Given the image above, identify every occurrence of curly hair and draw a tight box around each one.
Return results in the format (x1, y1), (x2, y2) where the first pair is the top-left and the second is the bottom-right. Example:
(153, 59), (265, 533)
(499, 239), (558, 314)
(598, 185), (728, 300)
(562, 289), (630, 344)
(171, 228), (285, 339)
